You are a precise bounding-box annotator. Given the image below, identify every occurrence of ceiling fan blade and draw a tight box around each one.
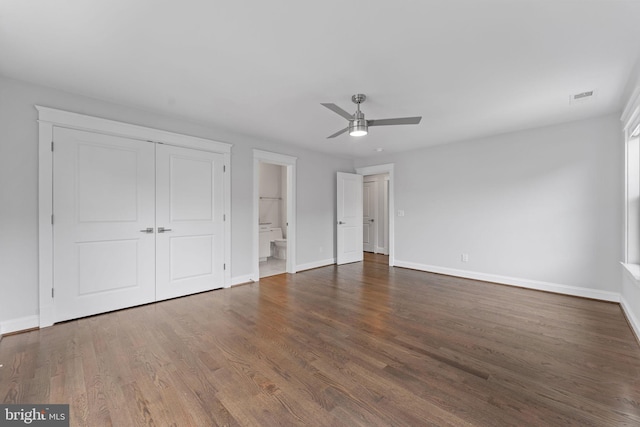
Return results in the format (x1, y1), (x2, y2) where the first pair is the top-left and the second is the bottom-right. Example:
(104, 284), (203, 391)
(321, 103), (354, 120)
(327, 127), (349, 139)
(367, 116), (422, 127)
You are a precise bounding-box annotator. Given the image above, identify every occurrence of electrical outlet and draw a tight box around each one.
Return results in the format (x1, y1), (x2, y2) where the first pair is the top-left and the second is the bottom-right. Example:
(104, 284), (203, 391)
(461, 253), (469, 262)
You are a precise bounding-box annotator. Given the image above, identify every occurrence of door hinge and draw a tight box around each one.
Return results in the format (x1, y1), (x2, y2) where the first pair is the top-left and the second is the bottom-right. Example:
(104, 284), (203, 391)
(223, 214), (226, 221)
(223, 263), (226, 270)
(51, 141), (54, 151)
(51, 288), (54, 298)
(223, 165), (226, 173)
(51, 214), (54, 225)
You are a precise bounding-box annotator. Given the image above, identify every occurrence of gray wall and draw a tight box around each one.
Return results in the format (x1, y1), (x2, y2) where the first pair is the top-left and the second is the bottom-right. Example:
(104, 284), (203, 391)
(356, 114), (624, 294)
(0, 75), (352, 327)
(0, 73), (633, 337)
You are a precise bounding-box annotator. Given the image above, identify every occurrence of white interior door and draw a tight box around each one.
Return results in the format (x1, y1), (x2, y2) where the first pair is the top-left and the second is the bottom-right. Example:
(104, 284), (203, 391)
(363, 180), (377, 253)
(53, 127), (156, 322)
(155, 144), (225, 301)
(337, 172), (363, 265)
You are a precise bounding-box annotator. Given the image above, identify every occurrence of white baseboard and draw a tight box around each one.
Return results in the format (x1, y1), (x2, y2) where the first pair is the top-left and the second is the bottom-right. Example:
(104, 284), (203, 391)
(231, 274), (255, 286)
(297, 258), (336, 272)
(621, 295), (640, 343)
(394, 260), (620, 303)
(0, 315), (39, 335)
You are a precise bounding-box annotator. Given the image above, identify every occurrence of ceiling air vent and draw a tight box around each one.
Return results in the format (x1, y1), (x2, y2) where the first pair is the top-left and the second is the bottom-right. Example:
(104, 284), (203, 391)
(570, 90), (596, 105)
(573, 91), (593, 100)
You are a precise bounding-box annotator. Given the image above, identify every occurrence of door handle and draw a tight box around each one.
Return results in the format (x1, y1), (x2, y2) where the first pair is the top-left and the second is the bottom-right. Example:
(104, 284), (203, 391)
(139, 227), (154, 233)
(338, 221), (345, 225)
(369, 219), (374, 222)
(158, 227), (173, 233)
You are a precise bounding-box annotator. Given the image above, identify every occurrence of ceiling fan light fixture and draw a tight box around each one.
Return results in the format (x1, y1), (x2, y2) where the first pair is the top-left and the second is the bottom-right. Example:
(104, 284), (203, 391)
(322, 93), (421, 139)
(349, 119), (368, 137)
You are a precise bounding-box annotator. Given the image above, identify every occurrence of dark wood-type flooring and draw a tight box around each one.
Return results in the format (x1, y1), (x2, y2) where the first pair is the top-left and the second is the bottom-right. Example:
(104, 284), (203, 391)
(2, 253), (640, 426)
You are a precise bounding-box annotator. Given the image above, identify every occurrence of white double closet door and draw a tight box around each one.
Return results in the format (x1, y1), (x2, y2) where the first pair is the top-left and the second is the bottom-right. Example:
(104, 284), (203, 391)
(53, 127), (224, 323)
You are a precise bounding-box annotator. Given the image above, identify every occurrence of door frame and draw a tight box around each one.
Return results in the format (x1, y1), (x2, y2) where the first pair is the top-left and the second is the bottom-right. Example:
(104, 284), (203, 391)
(37, 106), (232, 328)
(252, 149), (297, 281)
(355, 163), (395, 266)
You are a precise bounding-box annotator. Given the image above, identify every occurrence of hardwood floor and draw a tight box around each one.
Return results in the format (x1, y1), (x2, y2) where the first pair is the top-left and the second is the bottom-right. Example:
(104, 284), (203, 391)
(2, 253), (640, 426)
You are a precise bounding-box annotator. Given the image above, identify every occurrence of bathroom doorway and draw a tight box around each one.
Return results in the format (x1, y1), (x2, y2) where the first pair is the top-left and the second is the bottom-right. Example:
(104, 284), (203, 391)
(252, 150), (297, 281)
(258, 162), (287, 277)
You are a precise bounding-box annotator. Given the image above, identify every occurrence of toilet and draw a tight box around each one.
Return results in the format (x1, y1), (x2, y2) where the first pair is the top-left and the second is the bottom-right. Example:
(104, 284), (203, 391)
(270, 228), (287, 259)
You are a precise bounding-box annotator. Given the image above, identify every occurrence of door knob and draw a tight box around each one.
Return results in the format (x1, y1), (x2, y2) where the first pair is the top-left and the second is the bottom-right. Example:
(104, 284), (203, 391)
(158, 227), (173, 233)
(139, 227), (154, 233)
(338, 221), (345, 225)
(369, 219), (374, 222)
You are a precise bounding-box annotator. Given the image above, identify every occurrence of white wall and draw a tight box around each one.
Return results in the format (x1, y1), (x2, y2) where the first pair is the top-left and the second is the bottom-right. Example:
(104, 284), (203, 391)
(356, 114), (623, 299)
(0, 75), (352, 331)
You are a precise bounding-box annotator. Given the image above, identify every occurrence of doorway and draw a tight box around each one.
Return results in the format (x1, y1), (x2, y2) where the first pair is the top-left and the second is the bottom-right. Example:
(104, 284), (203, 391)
(363, 173), (390, 256)
(355, 164), (395, 266)
(258, 162), (287, 277)
(253, 150), (297, 281)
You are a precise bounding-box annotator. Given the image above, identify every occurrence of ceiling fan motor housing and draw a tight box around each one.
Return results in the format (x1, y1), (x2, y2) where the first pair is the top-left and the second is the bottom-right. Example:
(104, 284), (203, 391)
(349, 110), (368, 136)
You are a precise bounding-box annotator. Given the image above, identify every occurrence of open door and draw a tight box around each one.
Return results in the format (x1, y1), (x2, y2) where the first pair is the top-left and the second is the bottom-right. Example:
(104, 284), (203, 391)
(337, 172), (363, 265)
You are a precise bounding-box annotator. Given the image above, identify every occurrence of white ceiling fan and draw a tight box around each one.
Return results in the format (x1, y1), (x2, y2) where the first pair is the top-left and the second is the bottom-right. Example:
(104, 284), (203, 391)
(321, 94), (422, 138)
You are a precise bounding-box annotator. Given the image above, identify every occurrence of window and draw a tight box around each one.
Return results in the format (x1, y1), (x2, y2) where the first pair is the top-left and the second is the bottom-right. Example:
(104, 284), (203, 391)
(623, 86), (640, 267)
(626, 125), (640, 264)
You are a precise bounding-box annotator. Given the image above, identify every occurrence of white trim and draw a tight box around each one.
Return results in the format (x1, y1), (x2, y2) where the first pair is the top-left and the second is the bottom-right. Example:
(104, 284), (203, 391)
(0, 315), (39, 335)
(621, 262), (640, 282)
(621, 87), (640, 133)
(621, 295), (640, 344)
(355, 163), (395, 266)
(253, 149), (297, 165)
(253, 149), (297, 282)
(394, 260), (621, 302)
(223, 151), (232, 288)
(38, 119), (55, 327)
(231, 274), (255, 286)
(37, 106), (232, 327)
(36, 106), (231, 153)
(297, 258), (336, 272)
(624, 128), (630, 262)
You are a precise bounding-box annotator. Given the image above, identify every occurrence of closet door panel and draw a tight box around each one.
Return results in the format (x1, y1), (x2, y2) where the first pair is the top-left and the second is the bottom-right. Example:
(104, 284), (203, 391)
(156, 144), (224, 301)
(52, 128), (156, 322)
(363, 181), (376, 252)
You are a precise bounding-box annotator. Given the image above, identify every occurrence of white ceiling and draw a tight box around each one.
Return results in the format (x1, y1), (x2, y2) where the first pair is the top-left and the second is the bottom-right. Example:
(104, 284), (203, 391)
(2, 0), (640, 159)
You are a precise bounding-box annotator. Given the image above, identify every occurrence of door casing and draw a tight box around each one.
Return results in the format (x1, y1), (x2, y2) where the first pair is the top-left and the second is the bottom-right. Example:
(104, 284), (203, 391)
(252, 149), (297, 282)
